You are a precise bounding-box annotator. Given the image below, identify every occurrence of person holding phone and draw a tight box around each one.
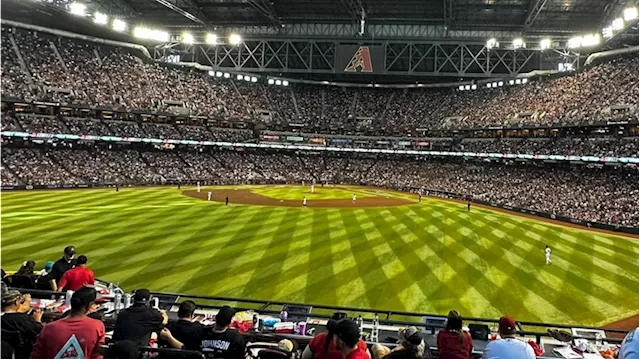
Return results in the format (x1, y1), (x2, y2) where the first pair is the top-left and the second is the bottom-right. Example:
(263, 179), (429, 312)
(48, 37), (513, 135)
(1, 289), (43, 359)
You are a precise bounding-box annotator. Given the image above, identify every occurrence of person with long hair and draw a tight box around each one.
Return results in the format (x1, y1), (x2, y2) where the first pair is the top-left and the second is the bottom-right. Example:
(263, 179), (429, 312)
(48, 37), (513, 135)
(372, 326), (426, 359)
(436, 310), (473, 359)
(302, 313), (370, 359)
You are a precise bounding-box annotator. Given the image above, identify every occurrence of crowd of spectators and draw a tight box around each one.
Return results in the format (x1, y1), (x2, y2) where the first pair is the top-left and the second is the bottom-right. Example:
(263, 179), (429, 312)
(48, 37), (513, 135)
(3, 28), (637, 134)
(2, 146), (637, 226)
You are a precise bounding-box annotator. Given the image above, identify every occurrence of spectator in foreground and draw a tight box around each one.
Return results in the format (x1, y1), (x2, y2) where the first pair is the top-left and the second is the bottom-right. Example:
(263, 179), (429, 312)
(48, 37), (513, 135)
(619, 327), (639, 359)
(437, 310), (473, 359)
(11, 261), (37, 288)
(481, 316), (535, 359)
(200, 305), (246, 359)
(112, 289), (168, 346)
(35, 261), (55, 290)
(1, 289), (42, 359)
(30, 286), (106, 359)
(161, 300), (204, 350)
(57, 255), (95, 291)
(333, 319), (369, 359)
(372, 326), (425, 359)
(50, 246), (76, 291)
(303, 312), (370, 359)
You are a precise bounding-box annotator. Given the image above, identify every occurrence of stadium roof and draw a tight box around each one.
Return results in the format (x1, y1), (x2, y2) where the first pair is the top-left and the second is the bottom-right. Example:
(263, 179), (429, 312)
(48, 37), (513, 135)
(84, 0), (636, 35)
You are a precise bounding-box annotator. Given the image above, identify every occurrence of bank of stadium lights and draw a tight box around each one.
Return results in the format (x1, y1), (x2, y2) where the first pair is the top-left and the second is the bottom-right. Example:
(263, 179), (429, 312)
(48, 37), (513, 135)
(133, 27), (169, 42)
(223, 73), (230, 78)
(206, 33), (217, 45)
(457, 84), (478, 91)
(182, 32), (194, 44)
(112, 19), (127, 32)
(540, 38), (551, 50)
(267, 78), (288, 86)
(624, 7), (638, 21)
(602, 7), (637, 39)
(486, 38), (499, 49)
(69, 2), (86, 16)
(512, 38), (525, 49)
(93, 12), (108, 25)
(229, 34), (242, 45)
(567, 33), (600, 49)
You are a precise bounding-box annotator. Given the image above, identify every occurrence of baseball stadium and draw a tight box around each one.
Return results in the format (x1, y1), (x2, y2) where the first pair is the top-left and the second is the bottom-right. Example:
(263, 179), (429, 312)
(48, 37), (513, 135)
(0, 0), (639, 357)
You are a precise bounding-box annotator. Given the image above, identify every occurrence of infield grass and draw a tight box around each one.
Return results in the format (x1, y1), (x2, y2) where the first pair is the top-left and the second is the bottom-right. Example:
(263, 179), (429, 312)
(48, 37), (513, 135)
(1, 185), (638, 327)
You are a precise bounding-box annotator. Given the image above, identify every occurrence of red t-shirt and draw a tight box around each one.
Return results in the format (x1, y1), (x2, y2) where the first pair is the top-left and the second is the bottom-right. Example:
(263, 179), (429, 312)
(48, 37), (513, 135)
(436, 330), (473, 359)
(58, 266), (95, 291)
(30, 316), (105, 359)
(346, 348), (369, 359)
(308, 332), (368, 359)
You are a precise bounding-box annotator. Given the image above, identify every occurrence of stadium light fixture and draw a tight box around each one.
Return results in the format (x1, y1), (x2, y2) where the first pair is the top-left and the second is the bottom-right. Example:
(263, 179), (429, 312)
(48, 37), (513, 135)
(612, 18), (624, 31)
(464, 85), (471, 90)
(208, 70), (215, 76)
(268, 79), (275, 85)
(512, 38), (525, 49)
(94, 12), (108, 25)
(458, 85), (465, 91)
(509, 79), (515, 85)
(515, 79), (522, 84)
(134, 27), (169, 42)
(486, 83), (492, 88)
(69, 2), (86, 16)
(522, 78), (528, 84)
(282, 80), (289, 86)
(486, 38), (498, 49)
(471, 84), (477, 90)
(244, 75), (251, 82)
(229, 34), (242, 45)
(602, 26), (614, 38)
(237, 74), (243, 80)
(182, 32), (194, 44)
(112, 19), (127, 32)
(540, 38), (551, 50)
(492, 82), (498, 88)
(251, 76), (258, 83)
(275, 80), (282, 85)
(223, 73), (230, 78)
(567, 36), (582, 48)
(498, 81), (504, 87)
(624, 7), (638, 21)
(581, 34), (600, 47)
(206, 33), (217, 45)
(215, 71), (223, 77)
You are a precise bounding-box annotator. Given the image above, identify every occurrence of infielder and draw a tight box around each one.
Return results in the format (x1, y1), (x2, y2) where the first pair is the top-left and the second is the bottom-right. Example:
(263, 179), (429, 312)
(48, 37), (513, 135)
(545, 245), (552, 265)
(303, 197), (307, 207)
(208, 192), (212, 201)
(197, 181), (201, 193)
(352, 194), (356, 203)
(311, 183), (315, 193)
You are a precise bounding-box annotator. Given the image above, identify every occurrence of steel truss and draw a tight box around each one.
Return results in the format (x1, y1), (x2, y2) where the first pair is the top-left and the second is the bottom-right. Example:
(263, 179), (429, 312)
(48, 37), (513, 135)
(154, 39), (548, 78)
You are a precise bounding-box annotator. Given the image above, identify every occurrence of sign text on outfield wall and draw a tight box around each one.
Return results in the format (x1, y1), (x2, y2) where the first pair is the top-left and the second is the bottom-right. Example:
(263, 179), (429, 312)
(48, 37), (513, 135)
(336, 45), (385, 74)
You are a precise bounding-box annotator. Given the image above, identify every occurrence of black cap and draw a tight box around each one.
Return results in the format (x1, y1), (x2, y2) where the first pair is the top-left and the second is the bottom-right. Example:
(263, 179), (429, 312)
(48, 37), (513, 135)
(133, 289), (151, 303)
(71, 286), (97, 310)
(215, 306), (235, 327)
(64, 246), (76, 257)
(335, 319), (361, 347)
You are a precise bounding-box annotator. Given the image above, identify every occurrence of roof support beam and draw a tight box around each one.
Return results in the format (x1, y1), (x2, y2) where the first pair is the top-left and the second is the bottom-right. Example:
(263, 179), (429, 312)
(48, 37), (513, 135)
(339, 0), (365, 23)
(524, 0), (549, 30)
(245, 0), (282, 27)
(151, 0), (212, 28)
(444, 0), (455, 28)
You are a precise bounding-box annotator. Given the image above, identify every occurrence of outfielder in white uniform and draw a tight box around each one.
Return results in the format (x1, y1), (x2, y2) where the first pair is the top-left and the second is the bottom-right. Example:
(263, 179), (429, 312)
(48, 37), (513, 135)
(303, 197), (307, 207)
(545, 245), (552, 265)
(352, 194), (356, 203)
(311, 184), (315, 193)
(197, 181), (201, 193)
(208, 192), (212, 201)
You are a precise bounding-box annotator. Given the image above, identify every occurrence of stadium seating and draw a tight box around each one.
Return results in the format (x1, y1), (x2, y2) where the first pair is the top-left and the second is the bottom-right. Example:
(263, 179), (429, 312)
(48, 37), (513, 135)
(1, 27), (638, 135)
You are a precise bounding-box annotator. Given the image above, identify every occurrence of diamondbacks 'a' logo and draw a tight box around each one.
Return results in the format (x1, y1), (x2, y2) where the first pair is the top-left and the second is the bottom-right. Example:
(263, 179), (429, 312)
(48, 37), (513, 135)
(344, 46), (373, 72)
(54, 335), (85, 359)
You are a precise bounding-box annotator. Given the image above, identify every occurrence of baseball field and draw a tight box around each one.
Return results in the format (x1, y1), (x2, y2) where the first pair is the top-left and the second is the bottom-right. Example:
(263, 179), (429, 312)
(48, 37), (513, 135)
(1, 185), (638, 327)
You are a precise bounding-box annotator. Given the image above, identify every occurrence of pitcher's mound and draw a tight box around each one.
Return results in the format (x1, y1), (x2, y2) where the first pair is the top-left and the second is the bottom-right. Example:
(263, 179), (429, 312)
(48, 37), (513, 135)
(183, 189), (414, 208)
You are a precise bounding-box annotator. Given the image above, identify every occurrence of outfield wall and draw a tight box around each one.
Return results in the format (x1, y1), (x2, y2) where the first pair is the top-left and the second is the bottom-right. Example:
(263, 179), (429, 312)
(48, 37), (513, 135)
(2, 181), (637, 235)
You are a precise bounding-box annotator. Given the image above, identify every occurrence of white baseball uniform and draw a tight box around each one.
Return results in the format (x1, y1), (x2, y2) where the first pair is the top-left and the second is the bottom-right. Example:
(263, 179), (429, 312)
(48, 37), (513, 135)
(545, 247), (551, 264)
(208, 192), (212, 201)
(352, 194), (356, 202)
(303, 197), (307, 206)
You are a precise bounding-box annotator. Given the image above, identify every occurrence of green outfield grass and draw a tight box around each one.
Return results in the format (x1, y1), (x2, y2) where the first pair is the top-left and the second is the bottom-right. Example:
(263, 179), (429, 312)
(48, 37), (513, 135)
(2, 185), (638, 327)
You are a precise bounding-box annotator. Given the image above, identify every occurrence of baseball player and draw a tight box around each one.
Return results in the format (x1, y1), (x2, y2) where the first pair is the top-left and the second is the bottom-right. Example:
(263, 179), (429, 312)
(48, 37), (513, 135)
(303, 197), (307, 207)
(545, 245), (552, 265)
(208, 192), (212, 201)
(311, 183), (315, 193)
(197, 181), (201, 193)
(418, 194), (422, 203)
(352, 194), (356, 203)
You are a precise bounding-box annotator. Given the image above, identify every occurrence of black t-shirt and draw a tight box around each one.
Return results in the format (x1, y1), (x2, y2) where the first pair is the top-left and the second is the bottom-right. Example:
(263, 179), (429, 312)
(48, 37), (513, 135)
(161, 320), (205, 350)
(382, 348), (422, 359)
(1, 312), (43, 359)
(50, 257), (75, 283)
(112, 305), (165, 346)
(35, 273), (53, 291)
(200, 327), (246, 359)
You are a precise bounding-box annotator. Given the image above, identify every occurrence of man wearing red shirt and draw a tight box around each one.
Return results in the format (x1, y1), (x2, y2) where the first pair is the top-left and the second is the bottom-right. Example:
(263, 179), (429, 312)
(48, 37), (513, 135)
(58, 255), (94, 291)
(334, 320), (370, 359)
(30, 286), (106, 359)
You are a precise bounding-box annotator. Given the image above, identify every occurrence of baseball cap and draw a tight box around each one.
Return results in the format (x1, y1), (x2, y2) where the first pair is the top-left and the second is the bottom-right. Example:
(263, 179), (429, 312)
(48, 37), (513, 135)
(215, 305), (235, 326)
(498, 316), (517, 334)
(1, 289), (23, 306)
(64, 246), (76, 257)
(277, 339), (293, 353)
(44, 261), (54, 273)
(399, 326), (423, 345)
(133, 289), (151, 303)
(335, 319), (361, 347)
